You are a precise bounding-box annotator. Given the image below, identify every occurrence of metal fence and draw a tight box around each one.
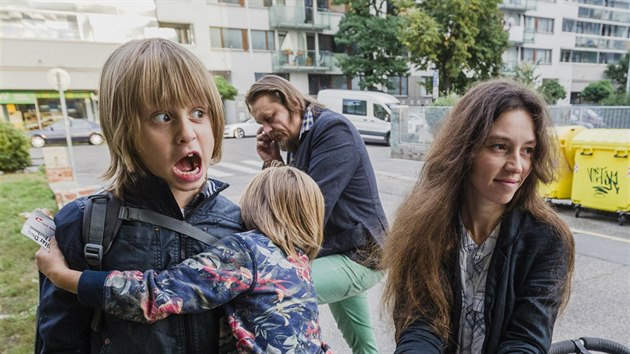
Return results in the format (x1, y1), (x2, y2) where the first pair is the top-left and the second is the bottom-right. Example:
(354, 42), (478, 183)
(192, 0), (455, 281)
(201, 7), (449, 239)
(391, 105), (630, 160)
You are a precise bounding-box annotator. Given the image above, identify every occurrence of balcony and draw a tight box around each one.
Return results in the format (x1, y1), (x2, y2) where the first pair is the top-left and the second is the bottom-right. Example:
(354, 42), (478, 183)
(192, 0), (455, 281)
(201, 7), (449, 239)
(272, 49), (336, 72)
(269, 5), (331, 31)
(499, 0), (537, 11)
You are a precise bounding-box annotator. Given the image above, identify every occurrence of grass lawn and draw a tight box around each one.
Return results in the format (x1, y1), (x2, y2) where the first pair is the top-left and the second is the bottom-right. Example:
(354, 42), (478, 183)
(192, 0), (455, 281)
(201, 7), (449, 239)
(0, 172), (57, 354)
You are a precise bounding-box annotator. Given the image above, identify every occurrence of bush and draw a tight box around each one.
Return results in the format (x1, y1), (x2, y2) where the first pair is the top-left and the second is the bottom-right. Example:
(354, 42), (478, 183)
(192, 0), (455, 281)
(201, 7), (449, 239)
(601, 93), (630, 106)
(538, 79), (567, 105)
(432, 92), (460, 106)
(581, 80), (614, 104)
(0, 123), (31, 172)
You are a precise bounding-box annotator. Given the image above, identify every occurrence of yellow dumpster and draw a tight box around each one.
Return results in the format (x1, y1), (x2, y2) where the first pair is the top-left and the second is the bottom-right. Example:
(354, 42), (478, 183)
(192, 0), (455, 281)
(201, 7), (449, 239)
(539, 125), (587, 200)
(571, 129), (630, 225)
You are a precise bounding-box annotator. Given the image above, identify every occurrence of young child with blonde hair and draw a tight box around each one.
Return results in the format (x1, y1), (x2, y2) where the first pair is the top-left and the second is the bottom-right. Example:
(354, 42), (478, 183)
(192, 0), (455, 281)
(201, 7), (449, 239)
(37, 165), (332, 353)
(36, 37), (244, 353)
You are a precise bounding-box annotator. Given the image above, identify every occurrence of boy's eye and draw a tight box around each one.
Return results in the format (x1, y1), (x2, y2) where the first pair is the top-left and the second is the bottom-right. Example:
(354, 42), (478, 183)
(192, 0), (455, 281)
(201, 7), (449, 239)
(191, 109), (206, 120)
(151, 113), (171, 123)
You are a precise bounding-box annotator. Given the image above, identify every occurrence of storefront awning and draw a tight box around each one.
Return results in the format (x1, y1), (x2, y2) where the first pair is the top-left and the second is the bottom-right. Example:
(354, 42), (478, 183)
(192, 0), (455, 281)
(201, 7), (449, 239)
(0, 92), (37, 104)
(36, 91), (93, 99)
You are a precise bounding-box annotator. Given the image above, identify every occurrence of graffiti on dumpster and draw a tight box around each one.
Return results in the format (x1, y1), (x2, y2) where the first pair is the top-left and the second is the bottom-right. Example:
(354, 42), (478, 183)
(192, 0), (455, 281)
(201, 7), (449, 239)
(587, 167), (619, 196)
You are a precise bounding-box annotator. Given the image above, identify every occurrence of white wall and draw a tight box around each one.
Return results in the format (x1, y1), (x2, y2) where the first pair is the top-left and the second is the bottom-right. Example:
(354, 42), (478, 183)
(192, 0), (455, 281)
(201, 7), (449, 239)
(0, 38), (119, 90)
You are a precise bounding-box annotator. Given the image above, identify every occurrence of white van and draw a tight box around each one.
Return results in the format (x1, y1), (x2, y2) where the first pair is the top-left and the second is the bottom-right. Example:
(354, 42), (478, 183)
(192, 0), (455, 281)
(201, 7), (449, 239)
(317, 89), (399, 145)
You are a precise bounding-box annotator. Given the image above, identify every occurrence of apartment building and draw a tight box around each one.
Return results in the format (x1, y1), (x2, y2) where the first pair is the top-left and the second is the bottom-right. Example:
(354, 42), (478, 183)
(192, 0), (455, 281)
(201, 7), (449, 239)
(3, 0), (627, 130)
(501, 0), (630, 104)
(0, 0), (431, 130)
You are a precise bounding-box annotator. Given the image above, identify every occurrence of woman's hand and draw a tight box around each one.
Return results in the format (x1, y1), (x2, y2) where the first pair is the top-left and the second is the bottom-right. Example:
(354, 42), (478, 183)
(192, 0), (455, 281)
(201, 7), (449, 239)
(35, 238), (80, 293)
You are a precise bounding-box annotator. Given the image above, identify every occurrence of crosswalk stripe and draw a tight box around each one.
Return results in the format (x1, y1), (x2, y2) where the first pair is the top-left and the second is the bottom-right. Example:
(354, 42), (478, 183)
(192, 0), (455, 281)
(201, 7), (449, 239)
(207, 167), (232, 178)
(242, 160), (263, 167)
(374, 170), (416, 182)
(216, 162), (261, 174)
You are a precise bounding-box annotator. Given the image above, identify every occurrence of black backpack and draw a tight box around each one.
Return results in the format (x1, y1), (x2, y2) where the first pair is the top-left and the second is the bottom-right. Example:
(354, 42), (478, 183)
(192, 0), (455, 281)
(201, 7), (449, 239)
(81, 191), (220, 331)
(35, 191), (221, 352)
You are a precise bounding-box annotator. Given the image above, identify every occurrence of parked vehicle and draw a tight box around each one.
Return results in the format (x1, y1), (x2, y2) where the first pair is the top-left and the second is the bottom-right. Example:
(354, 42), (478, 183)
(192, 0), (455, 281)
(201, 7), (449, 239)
(317, 89), (400, 145)
(223, 118), (261, 139)
(26, 118), (104, 148)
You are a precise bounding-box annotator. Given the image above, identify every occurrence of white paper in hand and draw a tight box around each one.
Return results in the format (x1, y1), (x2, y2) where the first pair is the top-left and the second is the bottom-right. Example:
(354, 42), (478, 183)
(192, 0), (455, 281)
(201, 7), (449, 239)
(21, 209), (55, 249)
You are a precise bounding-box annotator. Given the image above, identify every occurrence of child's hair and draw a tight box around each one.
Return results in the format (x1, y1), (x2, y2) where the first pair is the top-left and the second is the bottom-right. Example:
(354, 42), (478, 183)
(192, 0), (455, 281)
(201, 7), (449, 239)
(240, 165), (324, 260)
(99, 38), (224, 197)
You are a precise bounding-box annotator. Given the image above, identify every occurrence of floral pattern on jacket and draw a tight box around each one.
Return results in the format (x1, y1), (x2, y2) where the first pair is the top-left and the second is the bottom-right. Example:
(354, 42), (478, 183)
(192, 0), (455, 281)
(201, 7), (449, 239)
(101, 230), (332, 354)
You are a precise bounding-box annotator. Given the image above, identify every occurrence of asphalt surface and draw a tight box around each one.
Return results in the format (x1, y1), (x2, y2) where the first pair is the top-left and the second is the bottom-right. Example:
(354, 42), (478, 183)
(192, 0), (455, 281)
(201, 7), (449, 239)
(30, 139), (629, 352)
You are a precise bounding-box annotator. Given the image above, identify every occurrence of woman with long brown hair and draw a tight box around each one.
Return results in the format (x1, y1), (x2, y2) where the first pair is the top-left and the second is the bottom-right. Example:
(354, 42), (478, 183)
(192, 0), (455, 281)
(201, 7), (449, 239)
(383, 79), (575, 353)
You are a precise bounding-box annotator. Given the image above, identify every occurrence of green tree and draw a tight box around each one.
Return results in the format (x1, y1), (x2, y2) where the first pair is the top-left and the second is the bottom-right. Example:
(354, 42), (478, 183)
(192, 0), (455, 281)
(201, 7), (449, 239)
(333, 0), (408, 91)
(215, 76), (237, 101)
(581, 80), (614, 104)
(604, 50), (629, 93)
(538, 79), (566, 105)
(397, 0), (508, 94)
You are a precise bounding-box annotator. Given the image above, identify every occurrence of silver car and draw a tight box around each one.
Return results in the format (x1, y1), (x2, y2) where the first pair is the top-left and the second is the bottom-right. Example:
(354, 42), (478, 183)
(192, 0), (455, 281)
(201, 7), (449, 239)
(223, 118), (261, 139)
(26, 118), (104, 148)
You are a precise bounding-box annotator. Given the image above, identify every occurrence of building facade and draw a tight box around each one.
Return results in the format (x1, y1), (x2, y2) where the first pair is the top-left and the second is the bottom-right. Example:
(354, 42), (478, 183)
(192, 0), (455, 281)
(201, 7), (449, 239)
(501, 0), (630, 104)
(2, 0), (627, 130)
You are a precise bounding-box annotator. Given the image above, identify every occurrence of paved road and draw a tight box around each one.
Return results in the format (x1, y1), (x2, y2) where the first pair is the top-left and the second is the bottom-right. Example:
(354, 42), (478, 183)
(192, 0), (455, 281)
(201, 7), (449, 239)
(31, 139), (630, 352)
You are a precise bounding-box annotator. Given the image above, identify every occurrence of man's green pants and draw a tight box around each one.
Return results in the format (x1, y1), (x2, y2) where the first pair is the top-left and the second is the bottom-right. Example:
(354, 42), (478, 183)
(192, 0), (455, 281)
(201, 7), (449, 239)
(312, 254), (383, 354)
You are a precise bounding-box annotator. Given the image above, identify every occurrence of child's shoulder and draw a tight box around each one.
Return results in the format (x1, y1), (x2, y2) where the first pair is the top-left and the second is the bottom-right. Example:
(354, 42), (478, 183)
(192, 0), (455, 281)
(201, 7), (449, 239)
(54, 197), (88, 227)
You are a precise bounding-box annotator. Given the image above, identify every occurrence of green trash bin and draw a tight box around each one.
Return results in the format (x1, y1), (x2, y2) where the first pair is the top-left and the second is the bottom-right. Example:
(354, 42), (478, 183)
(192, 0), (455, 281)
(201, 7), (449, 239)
(571, 129), (630, 225)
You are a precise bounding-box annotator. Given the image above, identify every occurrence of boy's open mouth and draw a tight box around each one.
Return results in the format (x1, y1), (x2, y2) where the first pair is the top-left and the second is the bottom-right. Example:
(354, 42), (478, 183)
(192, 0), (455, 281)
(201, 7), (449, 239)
(174, 152), (201, 176)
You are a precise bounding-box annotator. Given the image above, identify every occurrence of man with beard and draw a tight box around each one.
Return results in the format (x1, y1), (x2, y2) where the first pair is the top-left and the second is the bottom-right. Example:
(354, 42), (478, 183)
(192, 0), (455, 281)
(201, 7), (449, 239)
(245, 75), (388, 354)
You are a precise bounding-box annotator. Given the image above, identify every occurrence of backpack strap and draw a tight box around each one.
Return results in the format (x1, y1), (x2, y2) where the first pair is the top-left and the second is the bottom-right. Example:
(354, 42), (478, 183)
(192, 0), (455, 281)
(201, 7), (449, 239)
(82, 192), (122, 269)
(118, 206), (219, 245)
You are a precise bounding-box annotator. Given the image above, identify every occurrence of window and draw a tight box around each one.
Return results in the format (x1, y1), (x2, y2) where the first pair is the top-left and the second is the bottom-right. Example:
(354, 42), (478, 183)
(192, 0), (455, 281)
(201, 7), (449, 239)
(342, 99), (367, 116)
(562, 19), (601, 35)
(373, 104), (390, 122)
(521, 48), (552, 64)
(308, 74), (350, 94)
(387, 76), (409, 96)
(560, 49), (598, 63)
(524, 16), (554, 34)
(600, 23), (628, 38)
(251, 30), (275, 50)
(210, 27), (247, 50)
(158, 22), (194, 44)
(218, 0), (244, 5)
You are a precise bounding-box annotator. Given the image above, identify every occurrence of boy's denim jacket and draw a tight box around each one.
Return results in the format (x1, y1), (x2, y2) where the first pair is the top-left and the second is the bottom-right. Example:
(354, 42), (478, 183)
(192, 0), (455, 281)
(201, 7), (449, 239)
(36, 176), (244, 354)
